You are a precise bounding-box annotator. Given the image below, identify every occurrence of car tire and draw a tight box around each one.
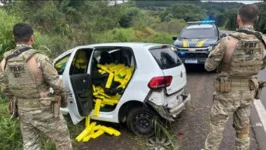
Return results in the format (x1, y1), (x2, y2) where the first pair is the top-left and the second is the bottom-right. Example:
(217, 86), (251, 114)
(126, 106), (156, 138)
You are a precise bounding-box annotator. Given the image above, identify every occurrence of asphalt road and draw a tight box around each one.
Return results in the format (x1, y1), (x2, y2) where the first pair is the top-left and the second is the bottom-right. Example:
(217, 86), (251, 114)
(74, 65), (259, 150)
(258, 68), (266, 107)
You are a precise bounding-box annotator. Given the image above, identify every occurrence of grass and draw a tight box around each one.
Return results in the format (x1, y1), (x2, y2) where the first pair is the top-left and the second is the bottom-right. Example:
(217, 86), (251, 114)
(153, 118), (179, 150)
(0, 95), (85, 150)
(0, 96), (23, 150)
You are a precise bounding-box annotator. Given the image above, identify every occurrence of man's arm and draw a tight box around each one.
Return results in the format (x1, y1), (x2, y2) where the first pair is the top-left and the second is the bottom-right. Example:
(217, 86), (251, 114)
(37, 54), (68, 108)
(205, 37), (228, 71)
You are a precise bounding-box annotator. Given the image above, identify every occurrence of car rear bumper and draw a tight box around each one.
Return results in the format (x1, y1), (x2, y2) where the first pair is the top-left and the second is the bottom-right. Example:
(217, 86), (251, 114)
(147, 92), (191, 121)
(169, 93), (191, 117)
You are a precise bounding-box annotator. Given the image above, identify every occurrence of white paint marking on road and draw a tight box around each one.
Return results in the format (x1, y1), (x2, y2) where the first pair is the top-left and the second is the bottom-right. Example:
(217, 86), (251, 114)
(254, 99), (266, 132)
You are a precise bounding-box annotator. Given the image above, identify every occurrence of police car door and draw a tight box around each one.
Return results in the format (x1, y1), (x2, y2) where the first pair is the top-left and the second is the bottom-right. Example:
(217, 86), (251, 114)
(62, 47), (95, 124)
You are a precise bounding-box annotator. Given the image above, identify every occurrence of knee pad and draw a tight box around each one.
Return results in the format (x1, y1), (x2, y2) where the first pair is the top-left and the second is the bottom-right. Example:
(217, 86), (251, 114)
(234, 124), (249, 139)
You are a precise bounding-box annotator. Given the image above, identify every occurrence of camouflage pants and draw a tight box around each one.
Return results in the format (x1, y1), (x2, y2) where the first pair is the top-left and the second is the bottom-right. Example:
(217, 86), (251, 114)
(204, 88), (255, 150)
(19, 109), (73, 150)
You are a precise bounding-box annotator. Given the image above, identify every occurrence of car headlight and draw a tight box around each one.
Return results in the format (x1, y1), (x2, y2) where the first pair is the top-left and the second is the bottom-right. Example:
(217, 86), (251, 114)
(171, 45), (177, 51)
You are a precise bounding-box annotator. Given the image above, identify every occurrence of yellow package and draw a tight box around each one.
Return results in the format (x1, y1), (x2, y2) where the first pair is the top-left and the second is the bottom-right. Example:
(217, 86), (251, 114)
(91, 130), (105, 139)
(93, 100), (102, 116)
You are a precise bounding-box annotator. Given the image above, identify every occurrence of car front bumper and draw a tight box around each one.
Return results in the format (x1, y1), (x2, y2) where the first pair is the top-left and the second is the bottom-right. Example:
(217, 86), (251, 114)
(180, 58), (206, 64)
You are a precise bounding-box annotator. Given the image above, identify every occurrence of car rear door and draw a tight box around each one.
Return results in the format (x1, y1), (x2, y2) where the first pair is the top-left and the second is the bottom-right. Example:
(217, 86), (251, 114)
(149, 46), (187, 95)
(62, 47), (95, 124)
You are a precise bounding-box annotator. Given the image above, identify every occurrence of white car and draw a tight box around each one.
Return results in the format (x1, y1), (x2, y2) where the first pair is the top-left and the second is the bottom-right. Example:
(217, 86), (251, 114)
(53, 42), (191, 137)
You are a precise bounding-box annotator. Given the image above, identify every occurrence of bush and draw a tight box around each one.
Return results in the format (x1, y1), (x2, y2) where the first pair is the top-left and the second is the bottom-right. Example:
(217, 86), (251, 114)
(0, 99), (23, 150)
(0, 9), (21, 58)
(152, 19), (187, 34)
(119, 7), (141, 28)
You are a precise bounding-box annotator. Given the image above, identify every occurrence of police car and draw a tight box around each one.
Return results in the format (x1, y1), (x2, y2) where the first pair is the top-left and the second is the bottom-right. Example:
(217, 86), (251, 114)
(172, 20), (222, 64)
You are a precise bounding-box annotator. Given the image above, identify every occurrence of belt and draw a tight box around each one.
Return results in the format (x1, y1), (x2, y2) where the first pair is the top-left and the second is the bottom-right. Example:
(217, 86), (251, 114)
(17, 98), (40, 111)
(230, 78), (250, 90)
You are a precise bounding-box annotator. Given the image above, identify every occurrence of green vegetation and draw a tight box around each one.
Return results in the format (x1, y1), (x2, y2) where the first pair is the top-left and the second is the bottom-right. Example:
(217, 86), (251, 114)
(1, 0), (266, 149)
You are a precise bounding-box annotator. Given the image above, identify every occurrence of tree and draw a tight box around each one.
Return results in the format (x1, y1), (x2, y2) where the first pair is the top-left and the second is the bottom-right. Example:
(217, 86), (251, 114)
(161, 4), (207, 22)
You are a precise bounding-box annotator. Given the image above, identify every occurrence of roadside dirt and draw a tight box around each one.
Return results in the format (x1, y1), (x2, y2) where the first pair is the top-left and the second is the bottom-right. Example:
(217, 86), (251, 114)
(74, 65), (259, 150)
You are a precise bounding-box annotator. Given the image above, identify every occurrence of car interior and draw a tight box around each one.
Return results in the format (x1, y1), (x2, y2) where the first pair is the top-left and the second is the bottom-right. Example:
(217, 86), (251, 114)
(91, 46), (135, 112)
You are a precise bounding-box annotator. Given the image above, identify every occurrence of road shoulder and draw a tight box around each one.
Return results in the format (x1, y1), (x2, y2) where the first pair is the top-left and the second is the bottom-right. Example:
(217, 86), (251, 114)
(251, 99), (266, 150)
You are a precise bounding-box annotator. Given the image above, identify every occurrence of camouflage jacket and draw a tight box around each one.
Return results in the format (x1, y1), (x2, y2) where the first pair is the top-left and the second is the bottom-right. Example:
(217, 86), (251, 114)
(205, 26), (266, 77)
(0, 44), (67, 108)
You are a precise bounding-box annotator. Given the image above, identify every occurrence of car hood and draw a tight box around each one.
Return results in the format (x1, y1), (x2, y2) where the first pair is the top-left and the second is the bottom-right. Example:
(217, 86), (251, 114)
(174, 38), (217, 48)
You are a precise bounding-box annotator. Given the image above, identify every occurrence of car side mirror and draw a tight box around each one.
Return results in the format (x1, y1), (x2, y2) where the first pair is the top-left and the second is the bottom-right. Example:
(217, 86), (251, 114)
(172, 36), (177, 41)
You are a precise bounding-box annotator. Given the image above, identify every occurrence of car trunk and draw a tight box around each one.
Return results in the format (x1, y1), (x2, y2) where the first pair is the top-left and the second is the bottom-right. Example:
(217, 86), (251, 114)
(162, 66), (186, 95)
(149, 46), (186, 95)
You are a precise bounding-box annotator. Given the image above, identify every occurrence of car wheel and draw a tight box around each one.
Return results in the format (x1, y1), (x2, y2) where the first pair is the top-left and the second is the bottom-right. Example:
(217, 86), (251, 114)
(126, 106), (156, 138)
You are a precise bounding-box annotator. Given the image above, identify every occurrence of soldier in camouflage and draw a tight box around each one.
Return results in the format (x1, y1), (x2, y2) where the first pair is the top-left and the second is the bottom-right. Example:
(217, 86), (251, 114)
(203, 4), (266, 150)
(0, 23), (73, 150)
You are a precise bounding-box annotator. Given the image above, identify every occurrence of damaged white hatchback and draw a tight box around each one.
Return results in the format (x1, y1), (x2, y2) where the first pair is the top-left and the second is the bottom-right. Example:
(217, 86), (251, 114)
(52, 42), (191, 137)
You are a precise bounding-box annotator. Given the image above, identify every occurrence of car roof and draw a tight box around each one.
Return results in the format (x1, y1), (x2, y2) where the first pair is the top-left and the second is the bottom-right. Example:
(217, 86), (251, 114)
(186, 24), (216, 29)
(54, 42), (170, 61)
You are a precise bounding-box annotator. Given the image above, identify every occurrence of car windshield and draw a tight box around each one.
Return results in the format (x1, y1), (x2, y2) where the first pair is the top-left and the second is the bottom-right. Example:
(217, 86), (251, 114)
(179, 28), (217, 39)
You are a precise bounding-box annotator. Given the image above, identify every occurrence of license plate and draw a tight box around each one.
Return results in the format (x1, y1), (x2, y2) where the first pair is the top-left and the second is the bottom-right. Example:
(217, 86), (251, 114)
(185, 59), (198, 64)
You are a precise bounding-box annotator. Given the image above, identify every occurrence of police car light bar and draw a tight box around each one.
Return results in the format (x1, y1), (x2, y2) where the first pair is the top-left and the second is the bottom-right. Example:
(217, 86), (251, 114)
(187, 20), (215, 24)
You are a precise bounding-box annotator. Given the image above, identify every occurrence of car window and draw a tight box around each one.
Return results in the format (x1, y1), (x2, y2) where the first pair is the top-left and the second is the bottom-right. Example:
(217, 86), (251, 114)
(70, 49), (92, 75)
(180, 28), (217, 39)
(149, 48), (182, 69)
(54, 54), (71, 75)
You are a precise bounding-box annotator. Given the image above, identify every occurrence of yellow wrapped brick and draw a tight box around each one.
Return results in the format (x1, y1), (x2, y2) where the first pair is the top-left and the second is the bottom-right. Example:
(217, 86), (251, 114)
(100, 126), (115, 135)
(105, 73), (114, 88)
(102, 99), (119, 104)
(93, 100), (102, 116)
(85, 116), (90, 127)
(76, 122), (96, 142)
(91, 130), (105, 139)
(82, 133), (93, 142)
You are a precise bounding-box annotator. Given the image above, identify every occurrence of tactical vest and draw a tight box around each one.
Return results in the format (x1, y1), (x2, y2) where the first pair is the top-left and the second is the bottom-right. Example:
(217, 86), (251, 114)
(5, 48), (42, 109)
(227, 31), (264, 77)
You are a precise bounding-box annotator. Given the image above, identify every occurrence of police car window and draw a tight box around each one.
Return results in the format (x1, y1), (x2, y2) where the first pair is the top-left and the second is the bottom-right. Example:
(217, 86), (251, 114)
(54, 54), (70, 75)
(180, 28), (216, 39)
(149, 48), (182, 69)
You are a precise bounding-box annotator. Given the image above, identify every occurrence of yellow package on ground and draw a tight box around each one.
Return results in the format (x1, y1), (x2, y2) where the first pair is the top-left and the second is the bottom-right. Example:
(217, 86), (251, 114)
(93, 99), (102, 116)
(76, 122), (96, 142)
(76, 116), (121, 143)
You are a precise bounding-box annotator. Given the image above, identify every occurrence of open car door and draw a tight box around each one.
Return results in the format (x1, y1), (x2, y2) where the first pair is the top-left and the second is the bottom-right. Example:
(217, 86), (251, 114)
(62, 47), (94, 124)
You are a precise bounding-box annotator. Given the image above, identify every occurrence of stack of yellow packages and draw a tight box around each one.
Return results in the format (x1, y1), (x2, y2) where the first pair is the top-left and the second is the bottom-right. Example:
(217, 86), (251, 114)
(75, 63), (133, 143)
(75, 116), (121, 142)
(92, 63), (133, 117)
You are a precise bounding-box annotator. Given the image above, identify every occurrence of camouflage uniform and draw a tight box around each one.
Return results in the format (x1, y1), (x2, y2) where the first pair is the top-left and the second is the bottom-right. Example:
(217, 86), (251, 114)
(204, 26), (266, 150)
(0, 44), (73, 150)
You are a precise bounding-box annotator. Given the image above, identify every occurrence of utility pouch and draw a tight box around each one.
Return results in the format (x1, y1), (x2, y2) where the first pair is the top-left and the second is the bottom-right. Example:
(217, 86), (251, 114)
(51, 96), (61, 118)
(249, 77), (259, 91)
(249, 77), (261, 99)
(214, 77), (231, 93)
(8, 97), (18, 120)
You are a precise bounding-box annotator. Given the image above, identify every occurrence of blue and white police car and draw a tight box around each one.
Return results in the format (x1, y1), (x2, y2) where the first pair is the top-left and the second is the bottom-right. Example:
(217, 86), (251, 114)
(172, 20), (223, 65)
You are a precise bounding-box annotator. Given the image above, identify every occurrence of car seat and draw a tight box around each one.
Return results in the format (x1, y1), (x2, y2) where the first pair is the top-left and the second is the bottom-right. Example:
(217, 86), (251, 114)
(99, 51), (114, 64)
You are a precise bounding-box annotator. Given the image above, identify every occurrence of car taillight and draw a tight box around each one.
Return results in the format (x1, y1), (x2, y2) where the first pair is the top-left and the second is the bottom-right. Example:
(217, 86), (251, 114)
(148, 76), (173, 89)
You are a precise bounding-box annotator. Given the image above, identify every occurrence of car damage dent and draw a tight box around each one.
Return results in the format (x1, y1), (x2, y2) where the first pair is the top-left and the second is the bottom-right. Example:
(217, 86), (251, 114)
(147, 100), (175, 121)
